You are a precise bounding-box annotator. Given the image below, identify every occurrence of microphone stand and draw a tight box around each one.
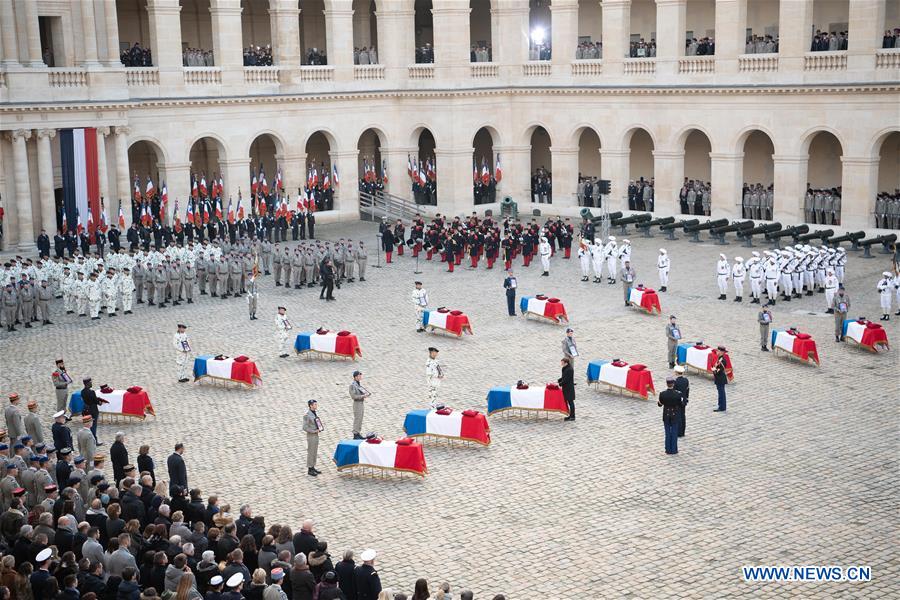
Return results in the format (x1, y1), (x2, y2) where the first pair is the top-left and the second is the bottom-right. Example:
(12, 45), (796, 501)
(373, 232), (383, 269)
(413, 239), (422, 274)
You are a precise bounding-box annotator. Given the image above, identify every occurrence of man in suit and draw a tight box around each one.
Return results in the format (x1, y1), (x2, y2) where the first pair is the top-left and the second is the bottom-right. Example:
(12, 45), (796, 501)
(658, 378), (684, 455)
(166, 442), (187, 495)
(502, 270), (517, 316)
(558, 358), (576, 422)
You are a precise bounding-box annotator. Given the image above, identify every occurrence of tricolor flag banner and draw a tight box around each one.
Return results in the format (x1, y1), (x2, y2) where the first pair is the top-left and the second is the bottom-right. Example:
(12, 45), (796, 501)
(250, 168), (258, 196)
(407, 154), (414, 180)
(226, 198), (235, 224)
(160, 182), (169, 220)
(495, 153), (502, 183)
(99, 201), (109, 232)
(87, 209), (94, 234)
(202, 200), (210, 224)
(145, 176), (155, 200)
(260, 169), (269, 195)
(237, 195), (244, 220)
(296, 191), (305, 212)
(61, 211), (68, 234)
(218, 174), (225, 199)
(76, 209), (84, 235)
(473, 160), (478, 184)
(258, 195), (267, 216)
(191, 174), (199, 199)
(323, 167), (331, 190)
(199, 174), (208, 198)
(215, 198), (223, 219)
(481, 159), (490, 185)
(276, 167), (284, 192)
(333, 163), (341, 187)
(59, 128), (100, 237)
(381, 159), (387, 184)
(117, 201), (126, 229)
(133, 174), (142, 202)
(186, 199), (195, 224)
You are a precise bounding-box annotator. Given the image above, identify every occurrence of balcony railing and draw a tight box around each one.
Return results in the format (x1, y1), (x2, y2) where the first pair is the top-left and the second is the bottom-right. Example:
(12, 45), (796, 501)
(125, 67), (159, 86)
(678, 56), (715, 74)
(571, 59), (603, 76)
(739, 54), (779, 72)
(408, 64), (435, 79)
(804, 51), (847, 71)
(470, 62), (499, 78)
(354, 64), (385, 80)
(875, 48), (900, 70)
(184, 67), (222, 85)
(244, 66), (280, 84)
(623, 57), (656, 75)
(522, 61), (551, 76)
(48, 68), (88, 87)
(299, 65), (334, 82)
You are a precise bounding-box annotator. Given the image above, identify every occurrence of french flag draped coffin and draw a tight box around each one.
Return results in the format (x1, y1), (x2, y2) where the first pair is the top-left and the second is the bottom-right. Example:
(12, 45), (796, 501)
(59, 128), (100, 236)
(486, 384), (569, 416)
(627, 287), (662, 314)
(193, 355), (263, 387)
(294, 331), (362, 359)
(676, 343), (734, 381)
(403, 408), (491, 445)
(519, 296), (568, 323)
(333, 439), (428, 476)
(842, 319), (890, 352)
(70, 387), (155, 419)
(422, 309), (473, 336)
(771, 330), (820, 365)
(586, 360), (656, 399)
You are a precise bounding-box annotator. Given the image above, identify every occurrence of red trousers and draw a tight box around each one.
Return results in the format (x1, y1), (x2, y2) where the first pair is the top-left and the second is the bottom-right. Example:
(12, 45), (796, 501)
(470, 256), (478, 268)
(505, 260), (512, 270)
(426, 250), (433, 260)
(564, 247), (571, 258)
(447, 262), (454, 272)
(397, 245), (404, 256)
(386, 251), (392, 263)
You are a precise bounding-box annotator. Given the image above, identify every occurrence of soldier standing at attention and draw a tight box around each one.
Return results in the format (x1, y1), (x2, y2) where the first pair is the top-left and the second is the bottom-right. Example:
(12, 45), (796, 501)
(173, 324), (192, 382)
(673, 366), (690, 437)
(275, 306), (292, 357)
(52, 359), (73, 413)
(247, 272), (259, 320)
(621, 260), (636, 307)
(349, 371), (370, 440)
(411, 281), (428, 332)
(503, 270), (518, 317)
(665, 315), (681, 369)
(24, 400), (44, 445)
(758, 306), (773, 351)
(4, 394), (25, 448)
(425, 347), (444, 407)
(831, 286), (851, 342)
(658, 378), (683, 455)
(303, 400), (323, 477)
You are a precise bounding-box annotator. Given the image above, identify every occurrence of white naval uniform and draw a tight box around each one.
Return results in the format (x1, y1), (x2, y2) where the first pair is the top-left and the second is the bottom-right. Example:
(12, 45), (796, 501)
(716, 259), (730, 295)
(538, 241), (551, 273)
(411, 288), (429, 330)
(590, 243), (604, 280)
(876, 276), (894, 313)
(102, 276), (119, 315)
(87, 279), (103, 318)
(425, 358), (443, 406)
(173, 332), (192, 380)
(657, 254), (670, 287)
(732, 262), (745, 297)
(275, 313), (293, 354)
(603, 241), (618, 281)
(764, 260), (779, 299)
(748, 260), (762, 300)
(824, 274), (838, 310)
(119, 276), (135, 313)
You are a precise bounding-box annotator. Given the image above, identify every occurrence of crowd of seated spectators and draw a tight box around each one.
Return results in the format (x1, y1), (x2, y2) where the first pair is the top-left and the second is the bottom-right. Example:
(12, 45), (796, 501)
(242, 46), (272, 66)
(121, 43), (152, 67)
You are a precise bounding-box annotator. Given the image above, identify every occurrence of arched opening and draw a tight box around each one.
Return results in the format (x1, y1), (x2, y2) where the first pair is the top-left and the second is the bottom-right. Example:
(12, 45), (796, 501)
(884, 4), (900, 48)
(685, 0), (715, 56)
(576, 128), (601, 207)
(241, 0), (272, 65)
(300, 0), (327, 64)
(745, 0), (779, 54)
(576, 0), (602, 59)
(357, 128), (384, 196)
(529, 126), (552, 203)
(811, 0), (849, 51)
(127, 140), (164, 224)
(529, 0), (551, 60)
(805, 131), (843, 225)
(352, 0), (379, 64)
(740, 130), (775, 220)
(180, 0), (215, 66)
(305, 131), (333, 211)
(680, 130), (712, 216)
(414, 0), (434, 63)
(473, 127), (497, 206)
(249, 134), (279, 208)
(875, 131), (899, 229)
(117, 0), (152, 66)
(413, 128), (437, 205)
(470, 0), (493, 62)
(629, 0), (656, 57)
(627, 129), (654, 211)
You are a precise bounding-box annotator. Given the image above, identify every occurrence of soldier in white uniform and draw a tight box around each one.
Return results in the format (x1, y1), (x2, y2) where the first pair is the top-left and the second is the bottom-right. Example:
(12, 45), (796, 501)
(247, 272), (259, 320)
(877, 272), (894, 320)
(411, 281), (428, 332)
(275, 306), (292, 357)
(716, 254), (730, 300)
(62, 267), (75, 314)
(86, 273), (103, 320)
(577, 240), (591, 282)
(731, 257), (745, 302)
(747, 252), (763, 304)
(590, 239), (604, 283)
(764, 253), (779, 306)
(603, 236), (618, 284)
(425, 347), (444, 407)
(102, 270), (119, 317)
(617, 239), (632, 270)
(173, 324), (192, 383)
(823, 269), (839, 313)
(75, 272), (89, 316)
(657, 249), (670, 291)
(119, 268), (135, 314)
(538, 237), (551, 276)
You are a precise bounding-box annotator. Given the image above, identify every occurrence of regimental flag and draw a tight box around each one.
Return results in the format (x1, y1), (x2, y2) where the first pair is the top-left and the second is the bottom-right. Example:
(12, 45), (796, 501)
(250, 168), (258, 197)
(495, 153), (502, 183)
(202, 199), (210, 224)
(227, 198), (235, 224)
(258, 195), (267, 216)
(297, 190), (306, 213)
(381, 159), (387, 184)
(59, 128), (100, 236)
(160, 182), (169, 220)
(283, 198), (292, 223)
(199, 174), (208, 198)
(133, 174), (142, 202)
(418, 161), (426, 186)
(99, 200), (109, 233)
(186, 199), (195, 224)
(260, 168), (269, 196)
(141, 203), (152, 227)
(323, 166), (331, 190)
(481, 159), (490, 185)
(312, 165), (319, 188)
(426, 158), (436, 181)
(473, 160), (478, 185)
(307, 189), (316, 213)
(117, 200), (126, 229)
(333, 163), (341, 187)
(276, 167), (284, 192)
(61, 211), (68, 234)
(87, 208), (94, 235)
(173, 200), (181, 230)
(407, 154), (414, 180)
(191, 174), (199, 199)
(76, 209), (84, 235)
(215, 197), (223, 219)
(237, 194), (245, 220)
(218, 174), (225, 199)
(145, 176), (155, 200)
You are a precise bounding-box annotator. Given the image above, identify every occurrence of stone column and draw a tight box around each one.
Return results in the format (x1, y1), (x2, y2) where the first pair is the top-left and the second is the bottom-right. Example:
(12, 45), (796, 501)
(600, 149), (630, 210)
(220, 157), (251, 203)
(209, 0), (244, 85)
(36, 129), (57, 235)
(382, 147), (416, 200)
(493, 0), (529, 78)
(550, 146), (579, 209)
(276, 153), (305, 199)
(21, 0), (44, 66)
(772, 154), (808, 223)
(103, 0), (122, 67)
(655, 0), (686, 76)
(652, 150), (684, 216)
(163, 162), (191, 223)
(146, 0), (183, 87)
(376, 0), (415, 80)
(848, 0), (883, 71)
(0, 0), (18, 66)
(270, 0), (300, 74)
(601, 0), (631, 75)
(550, 0), (578, 73)
(329, 150), (359, 216)
(714, 0), (746, 75)
(325, 0), (355, 81)
(81, 0), (101, 66)
(777, 0), (812, 72)
(9, 129), (36, 252)
(432, 0), (471, 80)
(839, 157), (879, 230)
(434, 147), (478, 216)
(709, 152), (743, 219)
(114, 126), (133, 227)
(496, 145), (531, 205)
(96, 127), (111, 205)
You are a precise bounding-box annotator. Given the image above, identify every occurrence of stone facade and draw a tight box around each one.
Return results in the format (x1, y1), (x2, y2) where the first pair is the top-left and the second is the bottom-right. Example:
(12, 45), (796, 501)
(1, 0), (899, 251)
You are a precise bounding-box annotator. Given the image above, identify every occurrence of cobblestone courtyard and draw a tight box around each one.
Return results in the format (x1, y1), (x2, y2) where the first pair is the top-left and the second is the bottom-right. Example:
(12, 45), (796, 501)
(2, 220), (898, 598)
